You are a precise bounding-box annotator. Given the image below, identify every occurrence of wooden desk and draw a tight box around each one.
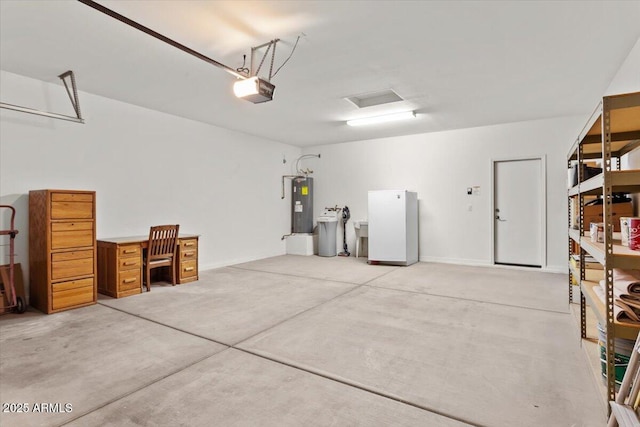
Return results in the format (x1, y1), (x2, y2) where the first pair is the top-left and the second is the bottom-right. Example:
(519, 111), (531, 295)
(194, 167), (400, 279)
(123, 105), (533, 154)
(97, 234), (199, 298)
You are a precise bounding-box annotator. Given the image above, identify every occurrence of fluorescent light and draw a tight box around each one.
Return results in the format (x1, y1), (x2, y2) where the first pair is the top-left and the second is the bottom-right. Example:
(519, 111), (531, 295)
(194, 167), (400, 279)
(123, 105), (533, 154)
(233, 76), (275, 103)
(346, 111), (416, 126)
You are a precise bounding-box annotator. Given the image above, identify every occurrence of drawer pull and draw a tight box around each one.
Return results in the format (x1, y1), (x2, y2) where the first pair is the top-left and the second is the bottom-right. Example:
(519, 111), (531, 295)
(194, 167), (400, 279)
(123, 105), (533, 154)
(184, 242), (195, 247)
(123, 261), (136, 266)
(123, 278), (137, 284)
(184, 267), (195, 272)
(123, 249), (136, 254)
(184, 253), (194, 257)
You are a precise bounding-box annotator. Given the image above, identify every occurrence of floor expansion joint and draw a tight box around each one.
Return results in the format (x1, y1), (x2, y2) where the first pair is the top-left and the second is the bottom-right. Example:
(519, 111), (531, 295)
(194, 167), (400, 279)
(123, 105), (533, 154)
(233, 347), (484, 427)
(366, 284), (571, 315)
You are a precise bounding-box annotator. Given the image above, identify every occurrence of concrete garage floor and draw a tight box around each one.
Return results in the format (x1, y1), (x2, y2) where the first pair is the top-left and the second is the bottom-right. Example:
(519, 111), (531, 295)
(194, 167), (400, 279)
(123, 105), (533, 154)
(0, 256), (605, 426)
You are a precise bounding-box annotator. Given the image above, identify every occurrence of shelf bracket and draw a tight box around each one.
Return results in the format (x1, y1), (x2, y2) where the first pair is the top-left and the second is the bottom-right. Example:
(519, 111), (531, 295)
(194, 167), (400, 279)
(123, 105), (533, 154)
(0, 70), (84, 124)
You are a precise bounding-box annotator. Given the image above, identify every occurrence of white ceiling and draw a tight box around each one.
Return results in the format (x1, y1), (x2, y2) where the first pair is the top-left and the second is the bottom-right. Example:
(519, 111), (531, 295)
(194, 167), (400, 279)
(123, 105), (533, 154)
(1, 1), (639, 147)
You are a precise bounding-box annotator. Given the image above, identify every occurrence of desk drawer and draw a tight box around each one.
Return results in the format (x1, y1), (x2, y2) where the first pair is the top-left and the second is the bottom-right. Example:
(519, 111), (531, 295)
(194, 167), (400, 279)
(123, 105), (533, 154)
(181, 249), (197, 260)
(52, 250), (94, 280)
(52, 277), (94, 310)
(180, 260), (198, 279)
(180, 239), (198, 250)
(119, 270), (141, 291)
(119, 256), (141, 270)
(118, 245), (141, 258)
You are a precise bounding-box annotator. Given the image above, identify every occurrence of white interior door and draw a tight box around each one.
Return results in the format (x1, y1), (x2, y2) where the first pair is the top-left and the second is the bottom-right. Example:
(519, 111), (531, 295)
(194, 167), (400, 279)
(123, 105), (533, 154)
(494, 159), (543, 267)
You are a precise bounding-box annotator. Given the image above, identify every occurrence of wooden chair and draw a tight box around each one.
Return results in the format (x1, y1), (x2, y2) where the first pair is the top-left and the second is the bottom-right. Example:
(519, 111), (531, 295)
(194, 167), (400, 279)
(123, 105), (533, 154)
(143, 224), (179, 292)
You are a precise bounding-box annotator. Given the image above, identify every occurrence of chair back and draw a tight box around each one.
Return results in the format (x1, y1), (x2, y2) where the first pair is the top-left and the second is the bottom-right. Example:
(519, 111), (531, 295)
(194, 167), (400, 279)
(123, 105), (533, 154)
(148, 224), (179, 261)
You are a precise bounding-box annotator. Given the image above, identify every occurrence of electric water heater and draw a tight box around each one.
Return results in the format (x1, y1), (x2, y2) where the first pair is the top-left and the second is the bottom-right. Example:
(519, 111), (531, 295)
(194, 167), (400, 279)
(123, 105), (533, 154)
(292, 177), (313, 233)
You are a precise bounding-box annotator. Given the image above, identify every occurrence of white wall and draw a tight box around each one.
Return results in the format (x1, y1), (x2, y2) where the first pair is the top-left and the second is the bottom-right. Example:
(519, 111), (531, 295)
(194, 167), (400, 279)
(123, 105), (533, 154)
(605, 37), (640, 97)
(0, 71), (301, 289)
(304, 116), (584, 271)
(2, 36), (637, 286)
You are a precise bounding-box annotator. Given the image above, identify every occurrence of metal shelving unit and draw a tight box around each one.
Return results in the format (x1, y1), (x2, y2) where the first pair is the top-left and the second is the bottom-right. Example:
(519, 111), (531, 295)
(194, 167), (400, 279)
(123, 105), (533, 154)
(567, 91), (640, 408)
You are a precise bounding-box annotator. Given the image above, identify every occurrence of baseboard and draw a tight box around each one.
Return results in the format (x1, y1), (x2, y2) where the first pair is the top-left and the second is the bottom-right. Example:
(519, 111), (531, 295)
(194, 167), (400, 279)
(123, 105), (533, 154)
(201, 254), (568, 274)
(419, 256), (492, 267)
(199, 251), (287, 271)
(419, 256), (567, 274)
(543, 265), (567, 274)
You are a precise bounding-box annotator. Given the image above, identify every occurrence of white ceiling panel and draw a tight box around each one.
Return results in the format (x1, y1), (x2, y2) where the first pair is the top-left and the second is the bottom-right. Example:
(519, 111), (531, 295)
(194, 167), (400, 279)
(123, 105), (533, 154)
(1, 1), (639, 146)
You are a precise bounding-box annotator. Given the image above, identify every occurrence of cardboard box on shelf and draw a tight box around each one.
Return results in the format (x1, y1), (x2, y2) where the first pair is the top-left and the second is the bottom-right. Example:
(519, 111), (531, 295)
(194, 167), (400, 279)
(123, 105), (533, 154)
(583, 202), (633, 232)
(570, 195), (599, 229)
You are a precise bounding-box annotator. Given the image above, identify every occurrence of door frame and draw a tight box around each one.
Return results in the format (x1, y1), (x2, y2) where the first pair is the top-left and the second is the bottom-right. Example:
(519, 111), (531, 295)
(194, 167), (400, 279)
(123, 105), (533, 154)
(490, 155), (547, 269)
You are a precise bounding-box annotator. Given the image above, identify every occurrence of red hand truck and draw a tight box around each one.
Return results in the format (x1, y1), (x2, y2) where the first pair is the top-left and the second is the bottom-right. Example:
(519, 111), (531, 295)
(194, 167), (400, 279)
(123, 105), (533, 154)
(0, 205), (26, 314)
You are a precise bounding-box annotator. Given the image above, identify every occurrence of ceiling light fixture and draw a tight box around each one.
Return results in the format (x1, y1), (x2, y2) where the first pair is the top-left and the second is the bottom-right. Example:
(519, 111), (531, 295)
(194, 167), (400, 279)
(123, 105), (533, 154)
(346, 111), (416, 127)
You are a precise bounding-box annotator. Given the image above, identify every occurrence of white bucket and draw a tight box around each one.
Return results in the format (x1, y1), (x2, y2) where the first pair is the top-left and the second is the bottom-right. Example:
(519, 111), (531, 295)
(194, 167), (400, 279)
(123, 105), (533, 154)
(597, 323), (634, 385)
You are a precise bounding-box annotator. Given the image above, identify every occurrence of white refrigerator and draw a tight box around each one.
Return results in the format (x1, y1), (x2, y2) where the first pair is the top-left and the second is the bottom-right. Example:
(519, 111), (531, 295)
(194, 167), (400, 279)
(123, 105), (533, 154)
(367, 190), (418, 266)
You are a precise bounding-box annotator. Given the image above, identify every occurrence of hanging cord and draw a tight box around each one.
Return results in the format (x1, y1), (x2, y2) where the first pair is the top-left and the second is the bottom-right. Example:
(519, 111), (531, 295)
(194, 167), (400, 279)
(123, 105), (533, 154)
(272, 35), (301, 79)
(236, 54), (250, 75)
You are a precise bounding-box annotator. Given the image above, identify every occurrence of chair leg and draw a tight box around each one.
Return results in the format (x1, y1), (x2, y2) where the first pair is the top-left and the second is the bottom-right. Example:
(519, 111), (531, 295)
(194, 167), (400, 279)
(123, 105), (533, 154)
(146, 265), (151, 292)
(171, 259), (176, 286)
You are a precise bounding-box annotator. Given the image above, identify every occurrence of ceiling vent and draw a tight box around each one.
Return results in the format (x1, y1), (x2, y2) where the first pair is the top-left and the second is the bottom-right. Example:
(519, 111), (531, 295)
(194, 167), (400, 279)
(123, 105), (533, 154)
(345, 89), (404, 109)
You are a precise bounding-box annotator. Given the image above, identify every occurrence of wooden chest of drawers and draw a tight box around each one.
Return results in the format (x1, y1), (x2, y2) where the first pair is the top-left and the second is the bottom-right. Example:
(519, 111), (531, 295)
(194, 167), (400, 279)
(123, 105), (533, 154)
(29, 190), (97, 314)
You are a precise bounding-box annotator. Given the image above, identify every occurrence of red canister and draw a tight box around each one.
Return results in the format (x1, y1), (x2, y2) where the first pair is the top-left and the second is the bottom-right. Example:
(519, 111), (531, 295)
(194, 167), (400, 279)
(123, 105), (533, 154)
(629, 218), (640, 251)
